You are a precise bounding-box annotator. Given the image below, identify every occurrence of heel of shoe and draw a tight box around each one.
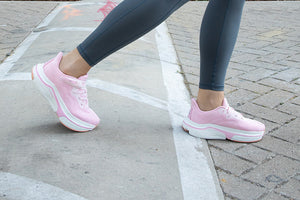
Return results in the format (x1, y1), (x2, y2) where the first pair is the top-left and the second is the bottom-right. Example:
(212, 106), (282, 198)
(32, 64), (58, 112)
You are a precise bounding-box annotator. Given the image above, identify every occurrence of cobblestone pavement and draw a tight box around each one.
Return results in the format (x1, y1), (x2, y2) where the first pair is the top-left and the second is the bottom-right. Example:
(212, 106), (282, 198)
(167, 2), (300, 200)
(0, 2), (57, 63)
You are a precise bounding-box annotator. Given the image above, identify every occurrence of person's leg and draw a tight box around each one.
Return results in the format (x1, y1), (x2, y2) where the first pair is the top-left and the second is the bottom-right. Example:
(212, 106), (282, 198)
(32, 0), (190, 131)
(197, 0), (245, 111)
(60, 0), (190, 78)
(183, 0), (265, 142)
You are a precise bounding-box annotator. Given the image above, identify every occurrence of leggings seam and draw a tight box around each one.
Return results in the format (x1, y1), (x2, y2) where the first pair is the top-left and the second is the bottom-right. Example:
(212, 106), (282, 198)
(211, 0), (231, 89)
(82, 0), (187, 66)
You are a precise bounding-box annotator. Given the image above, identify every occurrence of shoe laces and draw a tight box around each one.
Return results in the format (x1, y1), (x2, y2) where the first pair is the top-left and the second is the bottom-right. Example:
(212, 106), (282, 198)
(222, 106), (244, 120)
(67, 78), (89, 109)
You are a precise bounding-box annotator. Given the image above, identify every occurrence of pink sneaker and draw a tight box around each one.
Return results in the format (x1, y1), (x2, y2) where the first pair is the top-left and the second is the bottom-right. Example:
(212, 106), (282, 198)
(31, 52), (100, 132)
(182, 98), (265, 142)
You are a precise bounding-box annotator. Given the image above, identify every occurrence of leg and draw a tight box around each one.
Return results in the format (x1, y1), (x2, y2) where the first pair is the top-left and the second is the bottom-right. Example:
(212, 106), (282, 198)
(60, 0), (189, 78)
(197, 0), (245, 111)
(183, 0), (265, 142)
(32, 0), (190, 131)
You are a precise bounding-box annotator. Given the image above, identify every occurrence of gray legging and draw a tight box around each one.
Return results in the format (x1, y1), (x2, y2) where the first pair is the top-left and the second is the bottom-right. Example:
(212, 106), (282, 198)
(77, 0), (245, 91)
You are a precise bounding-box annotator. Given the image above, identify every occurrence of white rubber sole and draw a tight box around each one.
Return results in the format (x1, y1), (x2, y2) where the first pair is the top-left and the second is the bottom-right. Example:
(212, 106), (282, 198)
(182, 118), (264, 143)
(32, 64), (96, 132)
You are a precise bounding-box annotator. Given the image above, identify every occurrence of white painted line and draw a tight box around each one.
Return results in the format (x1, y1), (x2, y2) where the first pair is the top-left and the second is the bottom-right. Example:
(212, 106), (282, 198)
(0, 72), (169, 112)
(35, 27), (95, 33)
(0, 172), (88, 200)
(37, 2), (68, 29)
(87, 79), (168, 111)
(0, 33), (40, 80)
(155, 23), (222, 200)
(0, 3), (65, 80)
(0, 72), (31, 81)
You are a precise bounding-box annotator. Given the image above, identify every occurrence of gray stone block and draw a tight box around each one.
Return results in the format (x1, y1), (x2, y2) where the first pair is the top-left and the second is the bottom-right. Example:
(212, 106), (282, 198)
(252, 89), (295, 108)
(272, 68), (300, 82)
(275, 178), (300, 200)
(210, 147), (254, 176)
(254, 135), (299, 160)
(237, 102), (294, 125)
(234, 145), (275, 164)
(242, 155), (299, 189)
(260, 192), (290, 200)
(271, 118), (300, 144)
(259, 78), (300, 93)
(277, 102), (300, 117)
(218, 170), (267, 200)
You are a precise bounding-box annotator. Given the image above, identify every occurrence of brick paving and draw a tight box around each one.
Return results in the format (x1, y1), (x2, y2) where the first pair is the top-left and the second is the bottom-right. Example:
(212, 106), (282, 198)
(0, 2), (57, 63)
(167, 2), (300, 200)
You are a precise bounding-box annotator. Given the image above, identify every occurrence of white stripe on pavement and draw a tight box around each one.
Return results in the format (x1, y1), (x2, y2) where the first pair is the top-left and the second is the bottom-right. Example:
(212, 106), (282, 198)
(155, 22), (223, 200)
(0, 172), (88, 200)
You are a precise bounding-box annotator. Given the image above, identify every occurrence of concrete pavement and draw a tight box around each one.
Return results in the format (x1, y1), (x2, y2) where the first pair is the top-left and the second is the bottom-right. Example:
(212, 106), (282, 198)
(0, 1), (299, 200)
(0, 1), (222, 200)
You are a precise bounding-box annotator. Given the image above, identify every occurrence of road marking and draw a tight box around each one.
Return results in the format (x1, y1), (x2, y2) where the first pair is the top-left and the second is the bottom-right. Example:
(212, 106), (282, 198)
(155, 23), (222, 200)
(87, 79), (168, 111)
(0, 172), (88, 200)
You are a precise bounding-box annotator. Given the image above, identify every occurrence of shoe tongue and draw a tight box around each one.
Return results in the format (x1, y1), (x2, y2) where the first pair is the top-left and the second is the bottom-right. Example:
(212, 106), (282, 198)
(78, 75), (88, 82)
(222, 98), (229, 107)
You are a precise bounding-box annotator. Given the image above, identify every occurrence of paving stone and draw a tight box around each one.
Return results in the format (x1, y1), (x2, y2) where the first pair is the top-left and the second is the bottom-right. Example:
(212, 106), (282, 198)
(245, 60), (288, 72)
(208, 140), (246, 154)
(239, 68), (276, 82)
(242, 155), (299, 189)
(254, 135), (299, 160)
(184, 73), (198, 86)
(275, 178), (300, 200)
(291, 96), (300, 105)
(224, 84), (237, 94)
(257, 53), (289, 64)
(226, 80), (273, 95)
(260, 192), (290, 200)
(235, 47), (270, 56)
(218, 170), (267, 200)
(225, 68), (245, 80)
(271, 68), (300, 82)
(0, 2), (57, 63)
(276, 60), (299, 68)
(294, 174), (300, 181)
(229, 62), (257, 72)
(210, 147), (254, 176)
(252, 89), (295, 108)
(272, 118), (300, 144)
(287, 54), (300, 63)
(261, 46), (297, 56)
(237, 102), (294, 125)
(188, 84), (198, 98)
(226, 89), (260, 108)
(181, 65), (199, 76)
(230, 53), (261, 64)
(243, 40), (273, 50)
(234, 145), (275, 164)
(277, 102), (300, 117)
(259, 78), (300, 93)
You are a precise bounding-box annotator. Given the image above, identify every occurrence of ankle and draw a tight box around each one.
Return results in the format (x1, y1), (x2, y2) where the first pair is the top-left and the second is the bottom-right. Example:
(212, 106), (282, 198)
(196, 89), (224, 111)
(59, 49), (91, 78)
